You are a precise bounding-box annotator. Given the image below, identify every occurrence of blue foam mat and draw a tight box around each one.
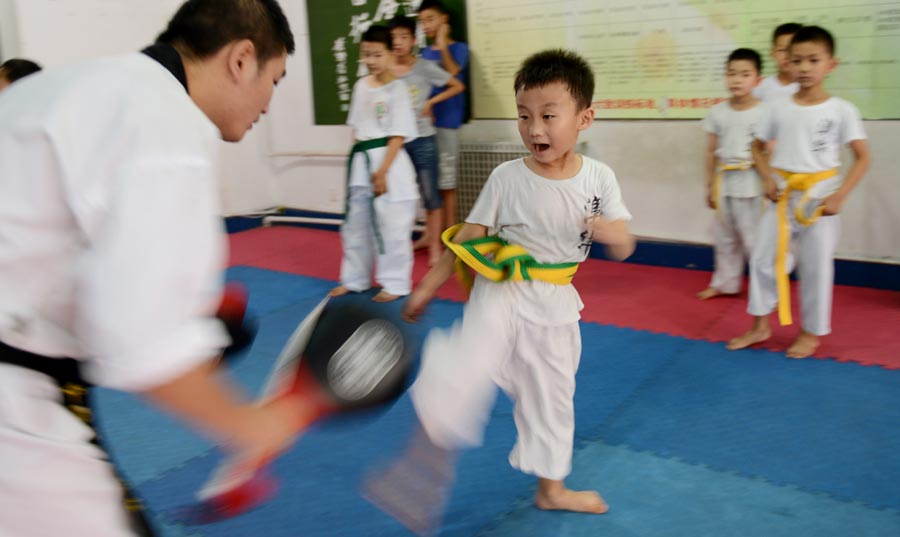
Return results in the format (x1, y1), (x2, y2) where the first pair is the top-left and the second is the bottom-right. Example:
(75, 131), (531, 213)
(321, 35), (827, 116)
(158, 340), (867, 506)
(480, 442), (900, 537)
(599, 338), (900, 510)
(91, 268), (900, 536)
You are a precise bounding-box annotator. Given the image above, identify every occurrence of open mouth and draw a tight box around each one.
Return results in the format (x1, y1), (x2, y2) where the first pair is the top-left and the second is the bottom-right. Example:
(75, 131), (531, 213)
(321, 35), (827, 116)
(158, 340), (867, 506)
(533, 143), (550, 153)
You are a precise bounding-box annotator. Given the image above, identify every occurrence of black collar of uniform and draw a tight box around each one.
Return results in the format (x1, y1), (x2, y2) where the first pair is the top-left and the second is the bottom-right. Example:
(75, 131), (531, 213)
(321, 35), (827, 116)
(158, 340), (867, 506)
(141, 43), (188, 93)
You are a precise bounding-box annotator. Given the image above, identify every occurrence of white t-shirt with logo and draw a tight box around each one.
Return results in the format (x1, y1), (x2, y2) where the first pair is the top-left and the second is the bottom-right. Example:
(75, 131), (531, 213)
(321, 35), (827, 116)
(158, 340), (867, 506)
(702, 101), (766, 197)
(465, 156), (632, 325)
(755, 96), (867, 198)
(346, 76), (419, 201)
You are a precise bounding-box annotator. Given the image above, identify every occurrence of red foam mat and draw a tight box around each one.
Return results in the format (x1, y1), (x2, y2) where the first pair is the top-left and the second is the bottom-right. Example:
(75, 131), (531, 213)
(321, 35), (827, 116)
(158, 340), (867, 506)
(229, 226), (900, 369)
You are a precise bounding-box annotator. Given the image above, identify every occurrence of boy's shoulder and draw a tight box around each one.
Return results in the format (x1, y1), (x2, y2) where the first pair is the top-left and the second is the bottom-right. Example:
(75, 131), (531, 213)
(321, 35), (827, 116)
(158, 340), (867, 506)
(826, 96), (859, 112)
(704, 100), (729, 119)
(579, 155), (619, 186)
(491, 157), (526, 177)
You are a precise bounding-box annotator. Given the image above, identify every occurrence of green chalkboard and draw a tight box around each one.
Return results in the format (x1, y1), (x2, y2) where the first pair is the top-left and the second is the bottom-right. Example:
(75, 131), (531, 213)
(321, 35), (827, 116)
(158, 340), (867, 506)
(306, 0), (466, 125)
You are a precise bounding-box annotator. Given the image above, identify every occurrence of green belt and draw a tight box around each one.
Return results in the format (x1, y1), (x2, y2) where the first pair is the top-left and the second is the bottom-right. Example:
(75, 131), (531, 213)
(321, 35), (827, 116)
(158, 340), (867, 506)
(441, 224), (580, 291)
(346, 137), (392, 254)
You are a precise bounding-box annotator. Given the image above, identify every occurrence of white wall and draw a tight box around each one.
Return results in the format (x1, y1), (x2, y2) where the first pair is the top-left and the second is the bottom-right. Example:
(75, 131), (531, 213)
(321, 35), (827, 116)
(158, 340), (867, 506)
(266, 1), (900, 263)
(4, 0), (897, 262)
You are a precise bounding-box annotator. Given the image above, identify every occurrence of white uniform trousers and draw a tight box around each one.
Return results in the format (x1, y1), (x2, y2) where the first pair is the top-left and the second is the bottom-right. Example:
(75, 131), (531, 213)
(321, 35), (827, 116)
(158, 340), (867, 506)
(0, 364), (138, 536)
(747, 201), (841, 335)
(709, 196), (763, 294)
(410, 280), (581, 480)
(340, 186), (418, 296)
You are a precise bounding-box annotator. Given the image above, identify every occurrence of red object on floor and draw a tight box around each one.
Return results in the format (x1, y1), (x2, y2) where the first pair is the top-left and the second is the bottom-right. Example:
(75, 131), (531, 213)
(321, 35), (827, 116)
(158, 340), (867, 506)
(229, 226), (900, 369)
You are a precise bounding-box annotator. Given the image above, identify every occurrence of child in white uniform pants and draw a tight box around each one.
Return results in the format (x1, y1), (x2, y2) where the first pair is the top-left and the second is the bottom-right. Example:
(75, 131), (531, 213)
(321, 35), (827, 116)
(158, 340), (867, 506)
(364, 49), (636, 533)
(697, 48), (766, 300)
(728, 26), (870, 359)
(332, 25), (420, 303)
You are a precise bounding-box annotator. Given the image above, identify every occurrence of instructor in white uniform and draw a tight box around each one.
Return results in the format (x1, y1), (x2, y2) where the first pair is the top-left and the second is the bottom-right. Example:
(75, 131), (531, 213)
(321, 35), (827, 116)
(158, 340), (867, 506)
(0, 1), (308, 535)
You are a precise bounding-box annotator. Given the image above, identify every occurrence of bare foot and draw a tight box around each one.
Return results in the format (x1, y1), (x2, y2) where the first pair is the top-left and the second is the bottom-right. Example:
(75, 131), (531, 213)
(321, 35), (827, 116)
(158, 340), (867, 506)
(412, 236), (429, 251)
(362, 460), (446, 536)
(373, 291), (401, 303)
(362, 428), (456, 536)
(696, 287), (736, 300)
(535, 486), (608, 514)
(786, 331), (819, 359)
(726, 326), (771, 350)
(329, 285), (351, 297)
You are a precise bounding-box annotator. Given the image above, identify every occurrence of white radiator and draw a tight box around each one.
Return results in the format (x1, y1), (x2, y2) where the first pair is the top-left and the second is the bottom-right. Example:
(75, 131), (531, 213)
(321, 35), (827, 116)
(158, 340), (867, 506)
(457, 142), (530, 221)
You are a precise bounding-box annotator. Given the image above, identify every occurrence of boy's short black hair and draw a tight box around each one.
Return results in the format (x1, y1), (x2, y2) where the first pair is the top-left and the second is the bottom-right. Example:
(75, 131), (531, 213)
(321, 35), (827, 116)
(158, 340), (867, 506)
(156, 0), (294, 64)
(0, 59), (42, 83)
(514, 49), (594, 111)
(790, 25), (835, 56)
(727, 48), (762, 73)
(773, 23), (803, 42)
(388, 14), (417, 35)
(417, 0), (447, 14)
(362, 25), (393, 50)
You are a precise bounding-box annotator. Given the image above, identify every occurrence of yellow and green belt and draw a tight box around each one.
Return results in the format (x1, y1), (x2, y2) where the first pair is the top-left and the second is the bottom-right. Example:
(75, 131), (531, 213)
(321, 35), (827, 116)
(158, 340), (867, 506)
(772, 167), (838, 326)
(346, 137), (391, 254)
(441, 223), (579, 290)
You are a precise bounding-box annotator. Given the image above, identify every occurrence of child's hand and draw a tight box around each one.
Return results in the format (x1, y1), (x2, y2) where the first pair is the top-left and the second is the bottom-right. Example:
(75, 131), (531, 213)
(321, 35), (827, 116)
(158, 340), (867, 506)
(821, 192), (845, 216)
(763, 178), (778, 202)
(588, 216), (627, 246)
(403, 288), (433, 323)
(371, 170), (387, 196)
(420, 101), (435, 121)
(706, 187), (716, 209)
(436, 23), (451, 48)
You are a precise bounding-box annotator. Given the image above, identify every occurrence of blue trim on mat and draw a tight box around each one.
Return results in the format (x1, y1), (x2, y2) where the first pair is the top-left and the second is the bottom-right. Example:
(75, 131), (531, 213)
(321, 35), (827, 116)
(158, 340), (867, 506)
(225, 211), (900, 291)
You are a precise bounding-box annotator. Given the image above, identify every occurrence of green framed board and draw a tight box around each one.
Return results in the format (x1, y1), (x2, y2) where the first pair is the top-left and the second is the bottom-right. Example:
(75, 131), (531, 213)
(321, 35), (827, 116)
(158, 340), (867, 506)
(306, 0), (466, 125)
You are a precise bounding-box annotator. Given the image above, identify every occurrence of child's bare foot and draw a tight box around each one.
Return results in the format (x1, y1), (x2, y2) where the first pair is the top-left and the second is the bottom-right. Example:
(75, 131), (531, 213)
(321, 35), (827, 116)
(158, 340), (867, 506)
(696, 287), (731, 300)
(535, 481), (608, 514)
(726, 326), (771, 350)
(373, 291), (401, 303)
(412, 235), (429, 251)
(329, 285), (351, 297)
(786, 331), (819, 359)
(362, 427), (456, 536)
(362, 459), (445, 536)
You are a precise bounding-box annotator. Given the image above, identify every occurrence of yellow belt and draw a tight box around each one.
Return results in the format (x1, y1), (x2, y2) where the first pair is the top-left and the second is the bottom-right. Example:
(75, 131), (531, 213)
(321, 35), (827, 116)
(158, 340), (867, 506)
(711, 161), (754, 220)
(773, 167), (839, 326)
(441, 224), (579, 291)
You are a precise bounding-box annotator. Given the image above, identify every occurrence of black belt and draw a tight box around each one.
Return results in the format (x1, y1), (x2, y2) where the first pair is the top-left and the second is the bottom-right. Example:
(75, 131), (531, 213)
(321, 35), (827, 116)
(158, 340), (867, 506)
(0, 339), (155, 535)
(0, 339), (86, 386)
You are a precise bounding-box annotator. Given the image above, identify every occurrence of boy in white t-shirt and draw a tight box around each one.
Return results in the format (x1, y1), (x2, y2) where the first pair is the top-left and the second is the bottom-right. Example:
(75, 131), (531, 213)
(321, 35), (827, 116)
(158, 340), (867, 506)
(697, 48), (766, 300)
(331, 25), (420, 302)
(728, 26), (871, 359)
(364, 49), (635, 532)
(752, 23), (801, 101)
